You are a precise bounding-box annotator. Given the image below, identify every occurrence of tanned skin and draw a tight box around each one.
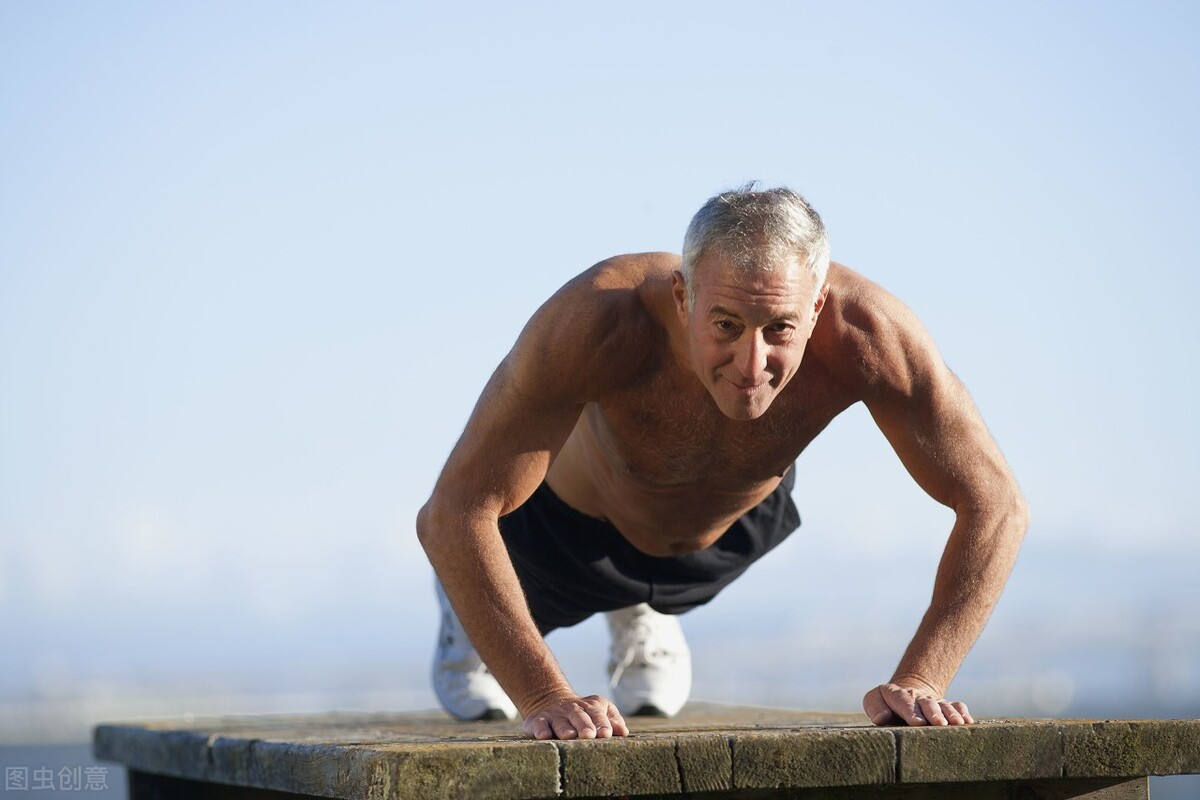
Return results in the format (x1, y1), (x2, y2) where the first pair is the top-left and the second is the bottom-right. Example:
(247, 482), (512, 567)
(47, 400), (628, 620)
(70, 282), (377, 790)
(416, 251), (1029, 740)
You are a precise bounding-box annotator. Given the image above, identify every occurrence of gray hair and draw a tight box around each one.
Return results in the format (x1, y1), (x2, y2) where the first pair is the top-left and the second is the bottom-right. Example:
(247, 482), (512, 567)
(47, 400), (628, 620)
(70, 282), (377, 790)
(681, 184), (830, 307)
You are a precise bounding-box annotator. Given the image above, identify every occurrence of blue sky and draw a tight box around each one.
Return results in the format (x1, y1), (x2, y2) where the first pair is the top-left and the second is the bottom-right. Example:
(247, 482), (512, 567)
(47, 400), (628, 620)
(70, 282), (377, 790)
(1, 1), (1197, 707)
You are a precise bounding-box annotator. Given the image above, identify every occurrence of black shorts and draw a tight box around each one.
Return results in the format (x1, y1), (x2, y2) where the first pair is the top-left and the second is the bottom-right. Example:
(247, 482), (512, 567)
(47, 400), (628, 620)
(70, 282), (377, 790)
(498, 468), (801, 633)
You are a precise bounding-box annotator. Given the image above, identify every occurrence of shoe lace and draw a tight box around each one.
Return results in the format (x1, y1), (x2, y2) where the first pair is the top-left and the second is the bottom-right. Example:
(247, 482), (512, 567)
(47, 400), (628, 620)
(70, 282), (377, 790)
(609, 613), (672, 687)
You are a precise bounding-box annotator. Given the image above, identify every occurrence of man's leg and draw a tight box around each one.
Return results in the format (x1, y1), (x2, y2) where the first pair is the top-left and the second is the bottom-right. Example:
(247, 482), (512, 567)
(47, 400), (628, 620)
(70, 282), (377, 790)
(432, 579), (518, 721)
(433, 579), (691, 720)
(606, 604), (692, 717)
(600, 467), (799, 717)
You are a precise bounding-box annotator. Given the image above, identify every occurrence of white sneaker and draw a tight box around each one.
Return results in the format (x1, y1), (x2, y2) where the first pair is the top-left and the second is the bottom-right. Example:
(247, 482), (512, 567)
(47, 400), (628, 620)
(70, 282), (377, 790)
(606, 603), (692, 717)
(432, 580), (518, 721)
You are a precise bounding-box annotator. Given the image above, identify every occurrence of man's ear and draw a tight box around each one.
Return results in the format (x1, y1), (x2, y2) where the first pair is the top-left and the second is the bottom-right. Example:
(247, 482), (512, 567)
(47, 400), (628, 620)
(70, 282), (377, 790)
(811, 281), (830, 322)
(671, 270), (689, 320)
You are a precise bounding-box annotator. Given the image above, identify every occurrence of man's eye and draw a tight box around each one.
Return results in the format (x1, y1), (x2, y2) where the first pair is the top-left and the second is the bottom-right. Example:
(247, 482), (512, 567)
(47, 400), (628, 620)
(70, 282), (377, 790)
(714, 320), (737, 332)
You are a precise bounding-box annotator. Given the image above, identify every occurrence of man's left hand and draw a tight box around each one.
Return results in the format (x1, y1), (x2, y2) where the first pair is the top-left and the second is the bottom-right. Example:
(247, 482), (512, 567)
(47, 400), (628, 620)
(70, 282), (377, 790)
(863, 681), (974, 726)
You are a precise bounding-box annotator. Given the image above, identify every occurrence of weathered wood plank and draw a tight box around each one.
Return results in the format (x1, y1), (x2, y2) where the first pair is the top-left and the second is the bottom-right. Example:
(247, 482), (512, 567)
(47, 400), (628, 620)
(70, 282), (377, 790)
(93, 706), (1198, 800)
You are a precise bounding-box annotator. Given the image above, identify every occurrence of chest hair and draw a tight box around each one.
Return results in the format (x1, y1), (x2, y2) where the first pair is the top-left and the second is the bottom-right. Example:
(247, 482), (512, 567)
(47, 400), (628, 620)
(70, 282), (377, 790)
(589, 360), (853, 486)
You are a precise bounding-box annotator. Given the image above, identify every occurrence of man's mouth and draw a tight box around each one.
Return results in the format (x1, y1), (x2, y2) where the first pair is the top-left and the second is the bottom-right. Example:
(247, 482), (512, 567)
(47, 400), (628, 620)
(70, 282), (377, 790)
(725, 377), (766, 394)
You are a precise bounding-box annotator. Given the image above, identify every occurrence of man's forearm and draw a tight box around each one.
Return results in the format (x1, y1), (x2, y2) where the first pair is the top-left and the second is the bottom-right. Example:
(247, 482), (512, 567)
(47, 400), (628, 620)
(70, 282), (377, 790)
(416, 501), (573, 715)
(892, 499), (1029, 696)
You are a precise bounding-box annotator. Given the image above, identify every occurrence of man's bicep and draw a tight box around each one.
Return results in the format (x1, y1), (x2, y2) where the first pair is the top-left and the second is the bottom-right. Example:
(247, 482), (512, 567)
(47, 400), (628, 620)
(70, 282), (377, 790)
(426, 274), (626, 521)
(856, 301), (1017, 513)
(868, 365), (1012, 511)
(432, 355), (585, 520)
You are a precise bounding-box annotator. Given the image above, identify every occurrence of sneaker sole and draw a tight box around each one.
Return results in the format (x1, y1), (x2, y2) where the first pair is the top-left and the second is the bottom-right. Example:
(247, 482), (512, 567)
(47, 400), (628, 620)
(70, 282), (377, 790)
(629, 704), (670, 718)
(475, 708), (516, 721)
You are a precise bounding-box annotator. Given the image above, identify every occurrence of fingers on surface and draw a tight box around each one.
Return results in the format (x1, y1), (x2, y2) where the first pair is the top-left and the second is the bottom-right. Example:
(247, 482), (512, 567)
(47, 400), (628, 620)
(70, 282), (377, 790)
(918, 696), (949, 726)
(864, 688), (897, 726)
(913, 695), (974, 726)
(559, 704), (597, 739)
(607, 702), (630, 736)
(578, 698), (618, 738)
(524, 695), (634, 740)
(579, 694), (625, 739)
(884, 685), (926, 727)
(524, 714), (555, 741)
(938, 699), (966, 725)
(950, 700), (974, 724)
(523, 709), (583, 741)
(866, 684), (975, 727)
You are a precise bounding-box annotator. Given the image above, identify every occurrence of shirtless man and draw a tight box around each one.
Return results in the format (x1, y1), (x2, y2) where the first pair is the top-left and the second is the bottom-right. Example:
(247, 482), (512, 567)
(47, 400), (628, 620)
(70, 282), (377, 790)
(416, 186), (1028, 740)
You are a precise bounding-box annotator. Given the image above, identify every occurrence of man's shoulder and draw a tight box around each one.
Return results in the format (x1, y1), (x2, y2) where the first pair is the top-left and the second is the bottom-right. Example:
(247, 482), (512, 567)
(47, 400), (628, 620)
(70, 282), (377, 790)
(542, 251), (674, 328)
(576, 251), (681, 291)
(813, 262), (938, 395)
(517, 253), (677, 397)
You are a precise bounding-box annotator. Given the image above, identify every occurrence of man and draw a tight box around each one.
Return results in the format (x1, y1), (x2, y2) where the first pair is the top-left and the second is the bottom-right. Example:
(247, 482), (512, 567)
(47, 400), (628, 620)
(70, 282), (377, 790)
(416, 186), (1028, 741)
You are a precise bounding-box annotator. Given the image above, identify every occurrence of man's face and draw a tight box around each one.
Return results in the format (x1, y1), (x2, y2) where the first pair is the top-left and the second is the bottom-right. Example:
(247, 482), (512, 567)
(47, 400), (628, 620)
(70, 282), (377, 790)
(673, 251), (827, 421)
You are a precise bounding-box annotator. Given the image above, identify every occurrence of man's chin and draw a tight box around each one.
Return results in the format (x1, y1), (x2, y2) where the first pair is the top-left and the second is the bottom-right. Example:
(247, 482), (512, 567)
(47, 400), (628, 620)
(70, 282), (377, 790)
(717, 393), (774, 421)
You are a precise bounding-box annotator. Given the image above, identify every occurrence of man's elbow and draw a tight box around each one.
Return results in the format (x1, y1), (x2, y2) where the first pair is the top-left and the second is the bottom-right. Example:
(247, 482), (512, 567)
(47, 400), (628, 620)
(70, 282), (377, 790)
(1006, 476), (1030, 522)
(416, 496), (454, 560)
(1000, 485), (1030, 540)
(962, 483), (1029, 539)
(415, 500), (434, 551)
(416, 492), (491, 561)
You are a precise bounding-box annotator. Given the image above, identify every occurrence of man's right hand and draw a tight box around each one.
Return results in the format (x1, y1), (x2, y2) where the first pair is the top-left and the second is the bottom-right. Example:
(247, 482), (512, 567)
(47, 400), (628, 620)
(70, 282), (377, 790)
(522, 694), (630, 740)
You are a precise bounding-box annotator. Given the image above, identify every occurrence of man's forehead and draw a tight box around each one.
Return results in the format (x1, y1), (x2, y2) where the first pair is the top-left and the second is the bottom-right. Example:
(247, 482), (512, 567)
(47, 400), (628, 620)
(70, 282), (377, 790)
(694, 252), (816, 301)
(706, 299), (803, 324)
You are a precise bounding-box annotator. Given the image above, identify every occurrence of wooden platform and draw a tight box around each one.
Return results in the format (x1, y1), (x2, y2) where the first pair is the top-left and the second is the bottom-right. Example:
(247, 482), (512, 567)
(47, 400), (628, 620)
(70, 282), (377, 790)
(93, 704), (1200, 799)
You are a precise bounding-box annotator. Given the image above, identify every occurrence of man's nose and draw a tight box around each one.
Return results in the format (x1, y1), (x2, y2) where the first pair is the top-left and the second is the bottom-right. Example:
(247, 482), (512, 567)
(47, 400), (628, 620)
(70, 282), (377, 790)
(733, 332), (768, 380)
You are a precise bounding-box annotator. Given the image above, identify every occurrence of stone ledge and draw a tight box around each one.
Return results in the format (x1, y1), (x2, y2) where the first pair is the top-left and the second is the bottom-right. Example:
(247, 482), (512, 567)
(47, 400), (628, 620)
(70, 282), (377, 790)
(93, 705), (1200, 800)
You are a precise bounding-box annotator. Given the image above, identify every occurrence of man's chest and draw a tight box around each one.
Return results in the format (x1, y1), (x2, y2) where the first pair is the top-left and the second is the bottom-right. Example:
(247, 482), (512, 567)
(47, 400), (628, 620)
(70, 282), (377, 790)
(588, 361), (857, 486)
